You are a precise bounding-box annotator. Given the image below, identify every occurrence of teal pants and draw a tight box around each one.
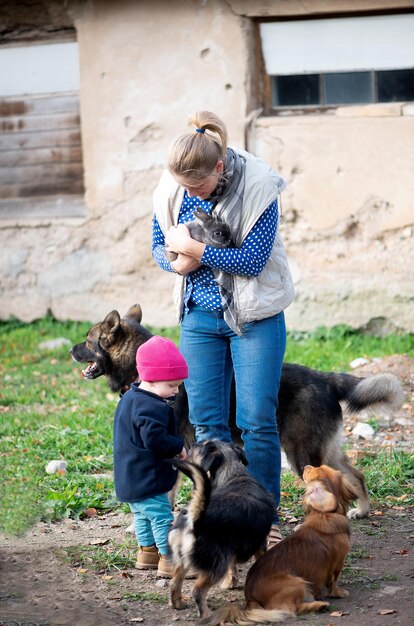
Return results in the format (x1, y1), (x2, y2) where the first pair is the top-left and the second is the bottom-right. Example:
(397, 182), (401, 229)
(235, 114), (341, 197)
(129, 493), (173, 556)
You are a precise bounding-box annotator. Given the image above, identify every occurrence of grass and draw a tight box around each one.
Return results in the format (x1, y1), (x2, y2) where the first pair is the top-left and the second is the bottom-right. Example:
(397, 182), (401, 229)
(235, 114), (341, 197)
(64, 538), (137, 573)
(122, 591), (168, 603)
(0, 316), (413, 536)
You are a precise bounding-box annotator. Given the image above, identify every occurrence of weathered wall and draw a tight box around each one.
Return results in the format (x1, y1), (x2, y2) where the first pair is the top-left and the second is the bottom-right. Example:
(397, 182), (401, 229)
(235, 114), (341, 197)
(253, 108), (414, 332)
(0, 0), (413, 333)
(0, 0), (250, 326)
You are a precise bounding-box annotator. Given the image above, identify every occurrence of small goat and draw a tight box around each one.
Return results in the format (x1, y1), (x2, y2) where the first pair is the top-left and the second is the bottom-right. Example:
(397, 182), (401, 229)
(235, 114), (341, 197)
(165, 207), (233, 262)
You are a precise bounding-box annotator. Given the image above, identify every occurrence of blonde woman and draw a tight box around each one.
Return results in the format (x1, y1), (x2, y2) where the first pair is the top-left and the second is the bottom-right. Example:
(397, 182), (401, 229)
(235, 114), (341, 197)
(152, 111), (294, 546)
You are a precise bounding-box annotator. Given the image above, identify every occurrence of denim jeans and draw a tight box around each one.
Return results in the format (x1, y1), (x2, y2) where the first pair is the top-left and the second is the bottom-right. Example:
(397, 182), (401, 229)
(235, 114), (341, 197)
(129, 493), (173, 555)
(180, 305), (286, 523)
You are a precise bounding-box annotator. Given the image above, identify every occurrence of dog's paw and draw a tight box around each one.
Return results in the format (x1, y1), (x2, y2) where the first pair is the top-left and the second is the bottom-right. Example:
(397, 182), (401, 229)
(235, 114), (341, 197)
(169, 597), (187, 610)
(347, 507), (369, 519)
(329, 586), (349, 598)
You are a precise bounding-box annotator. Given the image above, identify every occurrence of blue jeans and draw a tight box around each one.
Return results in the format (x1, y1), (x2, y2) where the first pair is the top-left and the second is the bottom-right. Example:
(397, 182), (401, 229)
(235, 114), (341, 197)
(180, 305), (286, 524)
(129, 493), (173, 555)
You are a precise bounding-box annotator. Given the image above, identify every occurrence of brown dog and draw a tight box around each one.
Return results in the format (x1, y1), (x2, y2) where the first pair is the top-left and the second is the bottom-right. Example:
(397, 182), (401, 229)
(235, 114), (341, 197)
(201, 464), (358, 626)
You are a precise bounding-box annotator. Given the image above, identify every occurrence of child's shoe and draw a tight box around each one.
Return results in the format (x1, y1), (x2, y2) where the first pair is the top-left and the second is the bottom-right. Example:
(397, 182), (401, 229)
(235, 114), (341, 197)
(157, 554), (174, 578)
(135, 545), (159, 570)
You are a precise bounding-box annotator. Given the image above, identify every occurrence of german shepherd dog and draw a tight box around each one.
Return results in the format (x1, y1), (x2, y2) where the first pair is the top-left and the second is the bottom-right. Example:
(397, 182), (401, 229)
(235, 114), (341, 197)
(201, 464), (358, 626)
(70, 304), (404, 518)
(169, 440), (275, 619)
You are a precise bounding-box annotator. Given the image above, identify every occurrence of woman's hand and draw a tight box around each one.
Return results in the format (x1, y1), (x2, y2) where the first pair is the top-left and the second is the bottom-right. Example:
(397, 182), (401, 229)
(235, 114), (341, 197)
(171, 254), (200, 275)
(165, 224), (192, 254)
(166, 224), (206, 261)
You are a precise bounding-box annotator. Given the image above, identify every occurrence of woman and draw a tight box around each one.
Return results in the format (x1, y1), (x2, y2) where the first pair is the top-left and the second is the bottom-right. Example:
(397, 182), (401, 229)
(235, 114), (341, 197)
(152, 111), (294, 545)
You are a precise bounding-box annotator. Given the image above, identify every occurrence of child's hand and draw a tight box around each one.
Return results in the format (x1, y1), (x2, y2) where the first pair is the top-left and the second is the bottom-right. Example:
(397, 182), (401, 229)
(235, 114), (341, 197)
(176, 447), (187, 460)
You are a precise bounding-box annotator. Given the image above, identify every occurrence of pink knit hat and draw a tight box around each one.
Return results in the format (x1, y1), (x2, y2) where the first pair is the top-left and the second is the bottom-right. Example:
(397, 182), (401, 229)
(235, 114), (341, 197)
(136, 336), (188, 381)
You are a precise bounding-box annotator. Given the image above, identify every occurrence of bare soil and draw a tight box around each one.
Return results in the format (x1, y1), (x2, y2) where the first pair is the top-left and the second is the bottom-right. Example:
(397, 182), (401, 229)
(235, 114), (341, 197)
(1, 355), (413, 626)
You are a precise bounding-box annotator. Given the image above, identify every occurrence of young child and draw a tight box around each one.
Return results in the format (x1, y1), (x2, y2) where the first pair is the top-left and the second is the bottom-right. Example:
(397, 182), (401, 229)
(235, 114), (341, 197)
(113, 335), (188, 577)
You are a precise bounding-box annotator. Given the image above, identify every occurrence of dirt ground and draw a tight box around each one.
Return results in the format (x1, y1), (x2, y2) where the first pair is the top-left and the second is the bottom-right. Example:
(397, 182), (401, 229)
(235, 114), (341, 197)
(1, 355), (413, 626)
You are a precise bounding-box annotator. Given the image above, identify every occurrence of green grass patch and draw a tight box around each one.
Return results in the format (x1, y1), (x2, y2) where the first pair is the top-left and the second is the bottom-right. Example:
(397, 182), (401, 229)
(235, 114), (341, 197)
(123, 591), (168, 604)
(1, 317), (413, 536)
(64, 539), (136, 573)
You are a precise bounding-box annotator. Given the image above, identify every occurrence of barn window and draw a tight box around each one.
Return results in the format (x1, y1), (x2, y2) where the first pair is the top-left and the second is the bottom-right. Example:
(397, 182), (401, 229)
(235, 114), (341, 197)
(260, 13), (414, 111)
(0, 40), (85, 220)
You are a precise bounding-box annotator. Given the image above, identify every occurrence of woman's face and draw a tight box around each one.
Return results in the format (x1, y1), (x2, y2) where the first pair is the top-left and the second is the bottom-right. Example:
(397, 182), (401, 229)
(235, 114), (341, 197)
(174, 159), (224, 200)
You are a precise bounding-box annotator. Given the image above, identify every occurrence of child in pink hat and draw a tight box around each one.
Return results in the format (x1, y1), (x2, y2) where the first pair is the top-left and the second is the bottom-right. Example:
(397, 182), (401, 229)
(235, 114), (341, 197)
(113, 336), (188, 578)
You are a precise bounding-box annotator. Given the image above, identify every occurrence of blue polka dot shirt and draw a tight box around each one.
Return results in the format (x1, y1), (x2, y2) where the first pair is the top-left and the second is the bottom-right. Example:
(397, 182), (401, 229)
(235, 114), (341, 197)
(152, 192), (278, 312)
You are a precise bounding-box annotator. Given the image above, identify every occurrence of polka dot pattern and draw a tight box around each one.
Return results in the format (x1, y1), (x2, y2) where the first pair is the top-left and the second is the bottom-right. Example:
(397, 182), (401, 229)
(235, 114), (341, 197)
(152, 192), (278, 311)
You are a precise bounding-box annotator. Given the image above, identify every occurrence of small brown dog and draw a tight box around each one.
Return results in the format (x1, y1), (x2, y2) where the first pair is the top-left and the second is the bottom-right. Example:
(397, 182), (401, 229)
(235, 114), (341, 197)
(201, 464), (358, 626)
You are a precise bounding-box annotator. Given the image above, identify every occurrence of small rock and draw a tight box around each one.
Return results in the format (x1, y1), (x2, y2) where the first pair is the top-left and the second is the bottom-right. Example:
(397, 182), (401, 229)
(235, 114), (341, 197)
(350, 357), (369, 369)
(400, 226), (413, 239)
(395, 417), (412, 427)
(39, 337), (72, 351)
(125, 523), (135, 534)
(352, 422), (375, 440)
(45, 460), (67, 474)
(155, 578), (168, 588)
(38, 523), (52, 533)
(64, 519), (80, 530)
(379, 586), (405, 596)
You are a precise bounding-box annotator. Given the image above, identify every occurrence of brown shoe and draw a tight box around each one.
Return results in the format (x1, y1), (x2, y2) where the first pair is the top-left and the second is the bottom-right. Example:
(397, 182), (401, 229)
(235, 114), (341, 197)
(135, 545), (159, 570)
(267, 524), (283, 550)
(157, 555), (173, 578)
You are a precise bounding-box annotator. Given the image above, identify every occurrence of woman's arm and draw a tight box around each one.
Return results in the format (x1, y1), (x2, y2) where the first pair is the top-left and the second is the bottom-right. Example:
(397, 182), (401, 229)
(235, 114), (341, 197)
(166, 201), (278, 277)
(152, 216), (200, 275)
(152, 216), (175, 272)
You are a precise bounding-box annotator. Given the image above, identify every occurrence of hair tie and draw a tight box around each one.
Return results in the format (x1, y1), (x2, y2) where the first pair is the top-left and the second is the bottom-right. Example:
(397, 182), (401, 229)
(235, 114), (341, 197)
(195, 128), (205, 133)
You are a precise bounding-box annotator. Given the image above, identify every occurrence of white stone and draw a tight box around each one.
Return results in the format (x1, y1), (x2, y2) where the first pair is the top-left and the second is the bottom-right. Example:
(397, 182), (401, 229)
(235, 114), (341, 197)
(45, 460), (67, 474)
(401, 226), (413, 239)
(39, 337), (72, 350)
(352, 422), (375, 440)
(350, 357), (369, 369)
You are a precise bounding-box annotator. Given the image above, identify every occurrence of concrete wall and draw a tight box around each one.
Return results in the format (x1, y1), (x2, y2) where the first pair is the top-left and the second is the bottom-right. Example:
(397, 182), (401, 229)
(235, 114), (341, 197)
(253, 108), (414, 332)
(0, 0), (413, 333)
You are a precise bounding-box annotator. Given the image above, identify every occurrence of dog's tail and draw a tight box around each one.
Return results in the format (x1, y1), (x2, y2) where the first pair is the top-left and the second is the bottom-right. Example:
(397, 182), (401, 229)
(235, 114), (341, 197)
(173, 460), (211, 525)
(200, 603), (293, 626)
(330, 372), (404, 413)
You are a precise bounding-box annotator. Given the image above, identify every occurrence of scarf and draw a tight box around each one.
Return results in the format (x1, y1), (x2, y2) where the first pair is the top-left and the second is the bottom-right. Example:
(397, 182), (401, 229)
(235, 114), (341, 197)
(208, 148), (246, 335)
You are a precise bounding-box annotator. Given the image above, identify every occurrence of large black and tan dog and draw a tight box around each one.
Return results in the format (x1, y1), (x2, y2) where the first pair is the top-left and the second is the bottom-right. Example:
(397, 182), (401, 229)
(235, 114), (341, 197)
(71, 304), (404, 518)
(169, 440), (275, 619)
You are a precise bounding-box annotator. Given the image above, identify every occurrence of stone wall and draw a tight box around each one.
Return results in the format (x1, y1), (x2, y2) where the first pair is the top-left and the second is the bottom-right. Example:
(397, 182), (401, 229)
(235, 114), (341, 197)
(0, 0), (413, 333)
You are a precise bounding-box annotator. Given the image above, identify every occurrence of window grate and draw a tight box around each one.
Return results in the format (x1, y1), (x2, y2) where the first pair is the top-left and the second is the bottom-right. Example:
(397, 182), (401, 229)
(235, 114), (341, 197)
(271, 68), (414, 108)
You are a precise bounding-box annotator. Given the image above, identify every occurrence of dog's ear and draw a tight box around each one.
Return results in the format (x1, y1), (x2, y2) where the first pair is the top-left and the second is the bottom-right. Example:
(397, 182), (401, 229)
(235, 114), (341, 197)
(102, 310), (121, 334)
(125, 304), (142, 323)
(201, 443), (225, 480)
(232, 444), (248, 466)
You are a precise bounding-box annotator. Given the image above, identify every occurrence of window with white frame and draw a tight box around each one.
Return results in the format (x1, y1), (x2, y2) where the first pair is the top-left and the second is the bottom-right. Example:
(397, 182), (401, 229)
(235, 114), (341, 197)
(260, 14), (414, 108)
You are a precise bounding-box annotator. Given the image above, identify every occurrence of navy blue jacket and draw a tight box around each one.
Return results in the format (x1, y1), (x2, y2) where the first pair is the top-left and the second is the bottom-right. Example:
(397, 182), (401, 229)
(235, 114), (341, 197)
(113, 384), (184, 503)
